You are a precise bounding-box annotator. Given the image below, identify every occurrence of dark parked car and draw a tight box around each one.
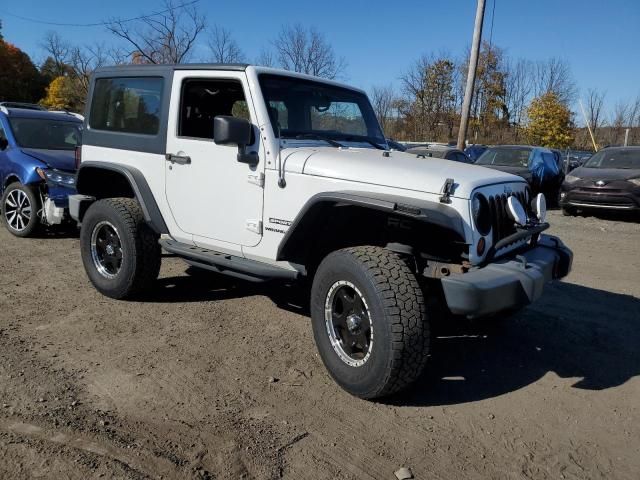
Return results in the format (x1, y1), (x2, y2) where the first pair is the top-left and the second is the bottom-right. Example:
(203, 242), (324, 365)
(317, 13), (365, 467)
(407, 145), (472, 163)
(565, 150), (593, 171)
(475, 145), (565, 203)
(464, 144), (488, 161)
(0, 106), (82, 236)
(559, 146), (640, 215)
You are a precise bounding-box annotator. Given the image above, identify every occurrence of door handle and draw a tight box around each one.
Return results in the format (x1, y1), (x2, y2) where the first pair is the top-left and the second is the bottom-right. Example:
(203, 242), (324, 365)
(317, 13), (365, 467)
(165, 153), (191, 165)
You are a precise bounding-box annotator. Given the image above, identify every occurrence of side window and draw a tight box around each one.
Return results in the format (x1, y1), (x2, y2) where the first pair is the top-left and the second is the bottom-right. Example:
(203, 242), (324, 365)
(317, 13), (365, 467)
(178, 79), (249, 140)
(89, 77), (163, 135)
(0, 122), (6, 141)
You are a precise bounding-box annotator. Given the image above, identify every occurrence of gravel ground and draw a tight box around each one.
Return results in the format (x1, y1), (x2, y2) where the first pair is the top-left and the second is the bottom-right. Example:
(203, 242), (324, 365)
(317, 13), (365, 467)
(0, 210), (638, 479)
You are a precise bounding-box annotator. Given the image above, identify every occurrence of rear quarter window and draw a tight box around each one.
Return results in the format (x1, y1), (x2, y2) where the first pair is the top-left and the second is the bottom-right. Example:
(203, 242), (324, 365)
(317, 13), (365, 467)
(89, 77), (163, 135)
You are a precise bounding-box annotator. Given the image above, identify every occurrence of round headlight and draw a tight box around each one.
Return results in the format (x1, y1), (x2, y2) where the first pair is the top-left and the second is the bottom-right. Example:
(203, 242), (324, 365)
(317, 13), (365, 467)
(472, 193), (491, 235)
(532, 193), (547, 222)
(507, 196), (528, 226)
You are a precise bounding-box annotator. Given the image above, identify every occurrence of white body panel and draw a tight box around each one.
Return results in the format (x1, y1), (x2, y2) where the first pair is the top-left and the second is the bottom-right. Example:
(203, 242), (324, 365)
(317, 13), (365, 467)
(165, 70), (265, 248)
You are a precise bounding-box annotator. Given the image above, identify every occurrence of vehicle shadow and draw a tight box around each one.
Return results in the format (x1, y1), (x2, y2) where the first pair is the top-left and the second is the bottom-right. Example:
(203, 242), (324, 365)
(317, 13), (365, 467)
(143, 269), (640, 405)
(572, 209), (639, 223)
(143, 266), (310, 315)
(32, 225), (79, 239)
(394, 282), (640, 406)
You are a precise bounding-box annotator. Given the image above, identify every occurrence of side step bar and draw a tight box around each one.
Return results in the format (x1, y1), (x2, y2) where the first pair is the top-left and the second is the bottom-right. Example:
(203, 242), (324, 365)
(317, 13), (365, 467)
(159, 239), (300, 283)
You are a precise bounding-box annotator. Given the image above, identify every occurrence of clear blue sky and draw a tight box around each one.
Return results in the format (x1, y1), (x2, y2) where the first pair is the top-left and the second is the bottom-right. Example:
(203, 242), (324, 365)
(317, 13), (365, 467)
(2, 0), (639, 115)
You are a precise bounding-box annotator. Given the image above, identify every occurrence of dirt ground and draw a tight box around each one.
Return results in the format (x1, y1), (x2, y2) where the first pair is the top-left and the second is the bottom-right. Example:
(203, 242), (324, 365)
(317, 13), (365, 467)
(0, 210), (639, 480)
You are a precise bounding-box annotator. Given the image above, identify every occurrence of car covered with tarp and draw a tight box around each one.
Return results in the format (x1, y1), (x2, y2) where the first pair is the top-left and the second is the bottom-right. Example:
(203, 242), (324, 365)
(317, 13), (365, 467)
(475, 145), (565, 203)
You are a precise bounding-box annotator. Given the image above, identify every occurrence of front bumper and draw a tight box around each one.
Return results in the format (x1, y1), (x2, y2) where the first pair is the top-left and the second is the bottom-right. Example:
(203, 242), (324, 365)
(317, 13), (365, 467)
(559, 188), (640, 211)
(441, 235), (572, 317)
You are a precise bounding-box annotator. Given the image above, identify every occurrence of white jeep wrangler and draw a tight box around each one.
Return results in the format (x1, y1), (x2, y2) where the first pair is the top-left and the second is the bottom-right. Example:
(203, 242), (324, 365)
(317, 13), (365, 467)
(70, 64), (572, 399)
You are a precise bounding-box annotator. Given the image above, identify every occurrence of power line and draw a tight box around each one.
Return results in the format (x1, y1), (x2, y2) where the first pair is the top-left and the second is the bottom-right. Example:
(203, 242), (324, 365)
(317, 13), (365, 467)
(0, 0), (199, 28)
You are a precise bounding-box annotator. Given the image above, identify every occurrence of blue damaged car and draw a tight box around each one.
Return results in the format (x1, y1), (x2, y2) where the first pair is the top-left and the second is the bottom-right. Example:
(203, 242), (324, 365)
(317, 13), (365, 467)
(0, 106), (82, 237)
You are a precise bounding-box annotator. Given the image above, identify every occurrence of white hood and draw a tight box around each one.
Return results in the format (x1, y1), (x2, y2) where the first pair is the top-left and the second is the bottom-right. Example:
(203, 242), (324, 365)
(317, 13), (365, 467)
(282, 146), (526, 199)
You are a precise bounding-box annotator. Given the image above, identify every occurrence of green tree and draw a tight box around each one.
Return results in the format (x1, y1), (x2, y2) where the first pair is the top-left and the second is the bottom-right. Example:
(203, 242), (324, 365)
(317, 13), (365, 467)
(525, 92), (574, 148)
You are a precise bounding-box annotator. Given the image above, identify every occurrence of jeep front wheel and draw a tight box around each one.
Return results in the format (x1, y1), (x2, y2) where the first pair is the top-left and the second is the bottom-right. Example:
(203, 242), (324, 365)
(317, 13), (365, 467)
(310, 246), (430, 399)
(80, 198), (161, 299)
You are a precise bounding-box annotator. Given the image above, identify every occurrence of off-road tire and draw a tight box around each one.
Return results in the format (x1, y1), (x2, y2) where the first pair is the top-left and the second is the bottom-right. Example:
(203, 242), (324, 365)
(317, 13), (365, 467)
(311, 246), (430, 399)
(1, 182), (41, 237)
(80, 198), (161, 299)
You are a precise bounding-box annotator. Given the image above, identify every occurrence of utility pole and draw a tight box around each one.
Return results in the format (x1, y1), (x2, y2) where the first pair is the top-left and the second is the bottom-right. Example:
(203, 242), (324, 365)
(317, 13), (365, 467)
(624, 128), (630, 147)
(457, 0), (487, 151)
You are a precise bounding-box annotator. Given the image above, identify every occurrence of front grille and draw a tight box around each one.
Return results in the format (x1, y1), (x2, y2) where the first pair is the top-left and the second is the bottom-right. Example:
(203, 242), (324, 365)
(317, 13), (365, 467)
(487, 191), (528, 243)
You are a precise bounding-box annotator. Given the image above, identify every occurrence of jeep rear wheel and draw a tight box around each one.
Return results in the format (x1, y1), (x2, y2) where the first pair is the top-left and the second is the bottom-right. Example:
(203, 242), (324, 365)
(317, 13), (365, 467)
(311, 246), (430, 399)
(80, 198), (161, 299)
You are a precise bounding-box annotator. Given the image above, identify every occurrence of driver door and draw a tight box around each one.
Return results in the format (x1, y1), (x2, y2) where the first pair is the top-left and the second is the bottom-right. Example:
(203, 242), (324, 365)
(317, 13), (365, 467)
(165, 71), (264, 248)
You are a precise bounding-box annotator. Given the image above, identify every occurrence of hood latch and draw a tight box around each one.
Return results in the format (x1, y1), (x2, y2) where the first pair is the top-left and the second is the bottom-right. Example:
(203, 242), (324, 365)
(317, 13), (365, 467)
(440, 178), (455, 204)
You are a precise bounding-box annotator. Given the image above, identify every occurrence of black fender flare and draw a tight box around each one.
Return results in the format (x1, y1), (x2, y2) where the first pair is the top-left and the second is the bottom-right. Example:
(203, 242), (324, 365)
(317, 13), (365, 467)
(76, 161), (168, 234)
(276, 191), (467, 262)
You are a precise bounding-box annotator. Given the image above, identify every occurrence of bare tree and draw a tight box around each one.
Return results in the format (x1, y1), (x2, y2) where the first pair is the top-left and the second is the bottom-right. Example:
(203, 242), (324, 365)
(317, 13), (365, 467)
(584, 88), (606, 144)
(371, 84), (398, 136)
(255, 47), (276, 68)
(40, 31), (72, 77)
(608, 101), (628, 145)
(69, 44), (109, 99)
(504, 58), (533, 137)
(106, 0), (206, 64)
(400, 54), (432, 140)
(272, 24), (346, 79)
(208, 26), (245, 63)
(533, 57), (577, 105)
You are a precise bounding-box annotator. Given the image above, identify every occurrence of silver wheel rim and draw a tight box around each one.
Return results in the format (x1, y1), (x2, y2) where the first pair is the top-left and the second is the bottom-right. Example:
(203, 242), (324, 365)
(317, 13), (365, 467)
(4, 189), (32, 232)
(324, 280), (373, 367)
(90, 221), (123, 279)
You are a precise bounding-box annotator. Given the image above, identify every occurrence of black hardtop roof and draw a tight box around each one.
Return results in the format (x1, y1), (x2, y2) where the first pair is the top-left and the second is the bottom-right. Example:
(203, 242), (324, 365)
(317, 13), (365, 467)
(3, 108), (82, 122)
(93, 63), (249, 76)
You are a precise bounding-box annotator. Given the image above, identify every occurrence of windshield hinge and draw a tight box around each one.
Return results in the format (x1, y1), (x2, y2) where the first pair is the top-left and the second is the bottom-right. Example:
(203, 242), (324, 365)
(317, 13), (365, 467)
(247, 172), (265, 187)
(440, 178), (455, 204)
(246, 219), (263, 234)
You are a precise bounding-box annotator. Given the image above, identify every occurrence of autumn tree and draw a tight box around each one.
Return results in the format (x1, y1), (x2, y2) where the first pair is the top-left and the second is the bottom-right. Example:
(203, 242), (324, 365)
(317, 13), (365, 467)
(401, 54), (459, 141)
(525, 92), (574, 148)
(467, 43), (508, 140)
(40, 76), (83, 111)
(0, 33), (45, 102)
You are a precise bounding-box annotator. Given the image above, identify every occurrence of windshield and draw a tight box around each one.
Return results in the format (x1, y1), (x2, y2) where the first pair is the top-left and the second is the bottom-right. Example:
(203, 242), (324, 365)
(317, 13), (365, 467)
(9, 118), (81, 150)
(476, 148), (531, 167)
(259, 74), (385, 146)
(584, 149), (640, 169)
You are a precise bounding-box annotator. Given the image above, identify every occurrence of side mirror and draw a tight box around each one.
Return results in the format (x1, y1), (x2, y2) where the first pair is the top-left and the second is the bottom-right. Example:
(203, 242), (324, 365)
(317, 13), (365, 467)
(213, 116), (258, 165)
(0, 137), (8, 151)
(214, 115), (251, 147)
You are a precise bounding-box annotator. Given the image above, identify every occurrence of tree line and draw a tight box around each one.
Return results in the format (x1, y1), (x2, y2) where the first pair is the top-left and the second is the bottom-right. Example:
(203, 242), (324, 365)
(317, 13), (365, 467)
(1, 1), (638, 150)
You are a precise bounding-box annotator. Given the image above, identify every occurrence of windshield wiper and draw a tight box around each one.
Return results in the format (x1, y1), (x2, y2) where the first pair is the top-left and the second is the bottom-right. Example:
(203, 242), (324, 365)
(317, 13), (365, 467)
(293, 133), (343, 148)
